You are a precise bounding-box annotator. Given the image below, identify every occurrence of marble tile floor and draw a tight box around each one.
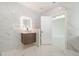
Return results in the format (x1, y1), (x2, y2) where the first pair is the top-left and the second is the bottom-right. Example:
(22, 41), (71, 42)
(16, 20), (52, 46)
(1, 45), (79, 56)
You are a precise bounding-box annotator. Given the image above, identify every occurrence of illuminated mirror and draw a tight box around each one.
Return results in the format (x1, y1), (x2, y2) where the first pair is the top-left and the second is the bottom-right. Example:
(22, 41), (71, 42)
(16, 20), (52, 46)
(20, 16), (32, 31)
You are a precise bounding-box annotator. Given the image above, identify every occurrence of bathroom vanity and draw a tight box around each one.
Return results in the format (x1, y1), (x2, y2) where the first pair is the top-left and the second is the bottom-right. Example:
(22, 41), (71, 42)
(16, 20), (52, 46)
(16, 16), (40, 46)
(21, 32), (36, 45)
(18, 29), (40, 46)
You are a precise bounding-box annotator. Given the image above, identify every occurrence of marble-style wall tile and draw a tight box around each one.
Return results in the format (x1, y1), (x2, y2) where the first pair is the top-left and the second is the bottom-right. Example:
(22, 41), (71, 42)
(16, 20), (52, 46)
(0, 2), (40, 52)
(65, 3), (79, 53)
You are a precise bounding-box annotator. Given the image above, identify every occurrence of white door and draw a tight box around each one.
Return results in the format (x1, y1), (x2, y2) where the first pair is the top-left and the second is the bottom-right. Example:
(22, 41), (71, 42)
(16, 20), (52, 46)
(52, 17), (66, 49)
(41, 16), (52, 44)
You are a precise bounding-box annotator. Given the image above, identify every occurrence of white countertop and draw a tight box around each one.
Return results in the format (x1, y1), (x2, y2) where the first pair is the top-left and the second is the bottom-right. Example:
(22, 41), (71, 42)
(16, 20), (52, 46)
(17, 29), (40, 34)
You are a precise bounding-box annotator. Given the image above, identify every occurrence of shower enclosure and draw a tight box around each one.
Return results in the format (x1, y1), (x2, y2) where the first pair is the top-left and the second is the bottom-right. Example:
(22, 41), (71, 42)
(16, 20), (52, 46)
(41, 15), (66, 49)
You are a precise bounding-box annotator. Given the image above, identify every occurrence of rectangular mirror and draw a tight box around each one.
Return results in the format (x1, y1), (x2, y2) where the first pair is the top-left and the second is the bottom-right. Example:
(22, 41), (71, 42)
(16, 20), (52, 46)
(20, 16), (32, 31)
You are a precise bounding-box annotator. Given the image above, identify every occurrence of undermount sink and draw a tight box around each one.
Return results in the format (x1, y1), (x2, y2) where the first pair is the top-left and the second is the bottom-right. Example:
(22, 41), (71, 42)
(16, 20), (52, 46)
(23, 30), (35, 33)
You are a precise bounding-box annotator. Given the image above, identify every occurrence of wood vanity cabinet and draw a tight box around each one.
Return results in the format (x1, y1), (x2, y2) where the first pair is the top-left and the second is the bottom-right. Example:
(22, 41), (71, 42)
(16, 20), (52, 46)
(21, 33), (36, 45)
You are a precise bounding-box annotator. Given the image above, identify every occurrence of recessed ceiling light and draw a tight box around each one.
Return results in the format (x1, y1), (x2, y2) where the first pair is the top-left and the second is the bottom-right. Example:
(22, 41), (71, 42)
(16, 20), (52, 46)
(58, 7), (63, 10)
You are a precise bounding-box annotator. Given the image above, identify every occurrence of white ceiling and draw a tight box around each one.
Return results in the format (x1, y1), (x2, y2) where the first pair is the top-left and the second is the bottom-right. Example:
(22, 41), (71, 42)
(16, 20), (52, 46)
(19, 2), (60, 13)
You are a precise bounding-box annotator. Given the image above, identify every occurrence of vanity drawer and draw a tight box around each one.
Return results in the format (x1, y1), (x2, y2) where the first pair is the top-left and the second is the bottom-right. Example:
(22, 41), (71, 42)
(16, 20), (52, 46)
(22, 33), (36, 37)
(21, 33), (36, 45)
